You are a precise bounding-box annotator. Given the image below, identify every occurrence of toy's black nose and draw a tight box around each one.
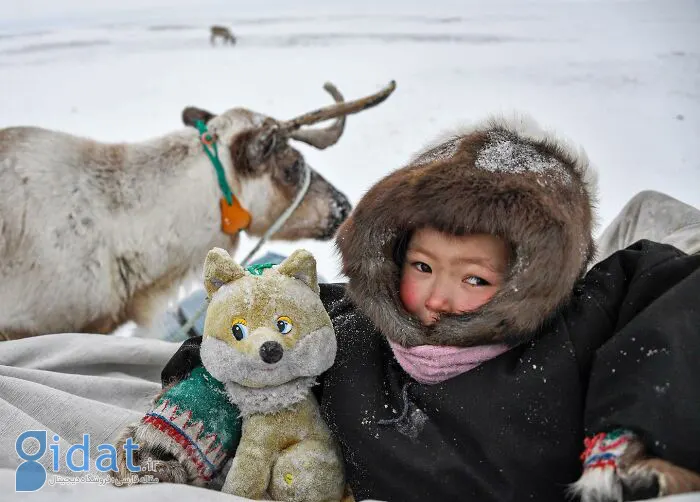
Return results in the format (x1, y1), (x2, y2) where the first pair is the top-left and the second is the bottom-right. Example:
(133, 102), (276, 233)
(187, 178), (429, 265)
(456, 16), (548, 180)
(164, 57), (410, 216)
(259, 341), (283, 364)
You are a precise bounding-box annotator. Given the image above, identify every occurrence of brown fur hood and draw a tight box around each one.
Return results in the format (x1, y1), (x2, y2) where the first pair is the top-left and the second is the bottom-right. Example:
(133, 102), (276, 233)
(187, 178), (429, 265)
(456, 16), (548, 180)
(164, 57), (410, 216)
(335, 113), (599, 347)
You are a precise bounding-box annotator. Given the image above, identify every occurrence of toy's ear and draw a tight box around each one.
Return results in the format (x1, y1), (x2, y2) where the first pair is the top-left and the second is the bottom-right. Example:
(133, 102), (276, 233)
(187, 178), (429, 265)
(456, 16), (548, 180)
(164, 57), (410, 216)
(204, 247), (245, 297)
(276, 249), (319, 295)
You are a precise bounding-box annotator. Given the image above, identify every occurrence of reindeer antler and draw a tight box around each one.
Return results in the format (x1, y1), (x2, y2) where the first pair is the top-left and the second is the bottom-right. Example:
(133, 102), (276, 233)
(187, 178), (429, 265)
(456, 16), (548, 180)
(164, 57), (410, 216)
(281, 80), (396, 149)
(287, 83), (345, 150)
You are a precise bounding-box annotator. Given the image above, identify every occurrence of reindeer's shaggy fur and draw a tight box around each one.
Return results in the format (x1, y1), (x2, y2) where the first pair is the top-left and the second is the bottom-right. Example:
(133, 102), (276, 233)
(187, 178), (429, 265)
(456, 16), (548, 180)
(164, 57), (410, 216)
(0, 105), (353, 339)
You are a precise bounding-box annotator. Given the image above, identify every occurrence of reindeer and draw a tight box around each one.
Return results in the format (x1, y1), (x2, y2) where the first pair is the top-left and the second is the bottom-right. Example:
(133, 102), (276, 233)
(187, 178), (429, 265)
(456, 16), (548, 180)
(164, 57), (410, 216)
(0, 81), (397, 340)
(210, 25), (236, 46)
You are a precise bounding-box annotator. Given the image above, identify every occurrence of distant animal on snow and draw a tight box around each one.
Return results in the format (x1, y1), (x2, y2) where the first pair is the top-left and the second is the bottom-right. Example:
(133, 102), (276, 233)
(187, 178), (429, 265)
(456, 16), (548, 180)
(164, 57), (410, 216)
(210, 25), (236, 46)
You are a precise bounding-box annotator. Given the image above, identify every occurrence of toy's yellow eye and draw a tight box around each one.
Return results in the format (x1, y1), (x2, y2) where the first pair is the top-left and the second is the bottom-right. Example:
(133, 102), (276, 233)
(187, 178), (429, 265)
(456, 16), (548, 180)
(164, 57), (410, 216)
(276, 316), (293, 335)
(231, 318), (248, 341)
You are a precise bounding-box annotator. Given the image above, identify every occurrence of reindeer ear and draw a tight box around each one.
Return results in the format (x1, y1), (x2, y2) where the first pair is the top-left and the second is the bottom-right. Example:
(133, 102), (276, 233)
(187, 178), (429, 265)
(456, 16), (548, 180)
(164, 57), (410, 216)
(182, 106), (216, 128)
(203, 248), (245, 297)
(276, 249), (319, 295)
(246, 126), (280, 165)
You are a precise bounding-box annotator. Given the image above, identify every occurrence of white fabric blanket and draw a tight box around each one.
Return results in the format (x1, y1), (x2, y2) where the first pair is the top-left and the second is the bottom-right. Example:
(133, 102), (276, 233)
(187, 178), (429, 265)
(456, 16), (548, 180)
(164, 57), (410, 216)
(0, 333), (261, 501)
(0, 333), (697, 502)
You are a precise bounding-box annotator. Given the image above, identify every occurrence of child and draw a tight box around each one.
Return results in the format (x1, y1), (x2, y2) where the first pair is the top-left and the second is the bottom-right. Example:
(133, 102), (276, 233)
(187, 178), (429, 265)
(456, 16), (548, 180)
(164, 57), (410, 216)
(161, 114), (700, 501)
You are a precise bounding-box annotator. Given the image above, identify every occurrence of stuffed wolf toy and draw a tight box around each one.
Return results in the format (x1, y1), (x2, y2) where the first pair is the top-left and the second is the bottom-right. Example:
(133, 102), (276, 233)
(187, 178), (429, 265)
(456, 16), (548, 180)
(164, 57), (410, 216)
(113, 248), (345, 502)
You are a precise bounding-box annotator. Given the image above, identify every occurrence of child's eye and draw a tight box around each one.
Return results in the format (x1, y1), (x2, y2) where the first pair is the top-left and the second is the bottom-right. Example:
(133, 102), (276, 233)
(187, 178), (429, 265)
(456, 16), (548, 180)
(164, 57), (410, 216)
(276, 316), (293, 334)
(464, 276), (490, 286)
(231, 318), (248, 341)
(412, 261), (432, 273)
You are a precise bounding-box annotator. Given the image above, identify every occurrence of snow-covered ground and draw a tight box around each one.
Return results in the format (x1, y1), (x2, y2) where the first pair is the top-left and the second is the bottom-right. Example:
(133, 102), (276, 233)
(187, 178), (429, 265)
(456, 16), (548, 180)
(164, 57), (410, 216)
(2, 0), (699, 287)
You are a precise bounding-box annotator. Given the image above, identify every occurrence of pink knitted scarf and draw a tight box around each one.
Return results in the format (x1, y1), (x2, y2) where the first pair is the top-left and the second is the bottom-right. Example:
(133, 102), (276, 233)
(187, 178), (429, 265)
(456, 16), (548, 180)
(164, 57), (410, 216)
(388, 339), (511, 384)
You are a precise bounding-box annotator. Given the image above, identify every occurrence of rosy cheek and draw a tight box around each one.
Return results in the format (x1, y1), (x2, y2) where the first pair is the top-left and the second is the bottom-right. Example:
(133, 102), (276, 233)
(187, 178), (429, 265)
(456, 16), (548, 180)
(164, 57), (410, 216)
(455, 288), (498, 313)
(399, 274), (422, 315)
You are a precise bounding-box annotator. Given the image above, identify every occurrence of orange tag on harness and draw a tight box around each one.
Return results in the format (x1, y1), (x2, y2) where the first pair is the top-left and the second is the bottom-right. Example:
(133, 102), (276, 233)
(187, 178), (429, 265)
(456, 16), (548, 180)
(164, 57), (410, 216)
(220, 197), (251, 235)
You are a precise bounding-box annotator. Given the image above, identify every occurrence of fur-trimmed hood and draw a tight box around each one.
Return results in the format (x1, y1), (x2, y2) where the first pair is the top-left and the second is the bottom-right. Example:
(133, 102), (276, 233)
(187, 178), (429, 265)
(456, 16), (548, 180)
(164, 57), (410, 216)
(335, 113), (599, 347)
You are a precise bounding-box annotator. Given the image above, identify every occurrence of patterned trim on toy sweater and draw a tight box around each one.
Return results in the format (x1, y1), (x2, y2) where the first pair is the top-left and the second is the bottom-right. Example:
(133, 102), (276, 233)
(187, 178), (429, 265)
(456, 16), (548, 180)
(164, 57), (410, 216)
(142, 365), (242, 481)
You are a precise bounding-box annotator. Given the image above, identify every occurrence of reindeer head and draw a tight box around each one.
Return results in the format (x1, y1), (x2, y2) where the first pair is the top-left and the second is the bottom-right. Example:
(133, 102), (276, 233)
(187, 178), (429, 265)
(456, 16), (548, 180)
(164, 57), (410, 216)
(181, 81), (396, 241)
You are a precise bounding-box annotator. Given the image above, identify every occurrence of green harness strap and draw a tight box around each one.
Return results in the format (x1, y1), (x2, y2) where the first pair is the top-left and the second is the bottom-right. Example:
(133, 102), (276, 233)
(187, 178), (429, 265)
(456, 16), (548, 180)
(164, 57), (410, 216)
(195, 119), (233, 206)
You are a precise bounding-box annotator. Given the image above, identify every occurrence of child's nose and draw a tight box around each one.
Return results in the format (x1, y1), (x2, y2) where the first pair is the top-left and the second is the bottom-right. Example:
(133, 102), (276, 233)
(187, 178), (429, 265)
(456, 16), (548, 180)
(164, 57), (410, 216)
(425, 284), (451, 313)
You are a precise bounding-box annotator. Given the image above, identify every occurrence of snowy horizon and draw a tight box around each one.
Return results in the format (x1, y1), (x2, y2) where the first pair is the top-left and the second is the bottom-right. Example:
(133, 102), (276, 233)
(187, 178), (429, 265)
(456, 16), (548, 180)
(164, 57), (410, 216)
(2, 0), (699, 286)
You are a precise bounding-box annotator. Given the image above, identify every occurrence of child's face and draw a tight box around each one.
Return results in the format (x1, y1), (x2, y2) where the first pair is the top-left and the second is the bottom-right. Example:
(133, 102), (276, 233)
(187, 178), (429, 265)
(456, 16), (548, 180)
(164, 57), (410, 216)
(399, 228), (509, 326)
